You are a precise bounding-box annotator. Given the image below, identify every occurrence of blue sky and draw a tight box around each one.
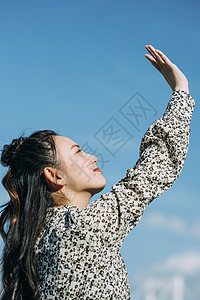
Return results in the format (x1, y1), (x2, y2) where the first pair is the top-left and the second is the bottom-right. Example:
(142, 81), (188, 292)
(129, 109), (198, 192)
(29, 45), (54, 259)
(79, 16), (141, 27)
(0, 0), (199, 296)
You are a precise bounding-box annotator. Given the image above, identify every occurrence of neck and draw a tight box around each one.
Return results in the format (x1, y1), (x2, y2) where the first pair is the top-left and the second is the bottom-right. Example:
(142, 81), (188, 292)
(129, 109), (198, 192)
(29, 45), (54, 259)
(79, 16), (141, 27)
(52, 187), (92, 210)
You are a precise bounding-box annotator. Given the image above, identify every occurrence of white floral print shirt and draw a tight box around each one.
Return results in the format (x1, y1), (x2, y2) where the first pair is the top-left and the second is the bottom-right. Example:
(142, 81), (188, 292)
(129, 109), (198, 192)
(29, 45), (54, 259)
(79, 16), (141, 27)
(34, 90), (195, 300)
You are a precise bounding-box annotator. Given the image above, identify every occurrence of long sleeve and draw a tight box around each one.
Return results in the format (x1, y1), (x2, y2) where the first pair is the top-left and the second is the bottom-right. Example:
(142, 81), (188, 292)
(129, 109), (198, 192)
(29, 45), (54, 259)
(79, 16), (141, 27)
(34, 90), (196, 300)
(80, 89), (196, 247)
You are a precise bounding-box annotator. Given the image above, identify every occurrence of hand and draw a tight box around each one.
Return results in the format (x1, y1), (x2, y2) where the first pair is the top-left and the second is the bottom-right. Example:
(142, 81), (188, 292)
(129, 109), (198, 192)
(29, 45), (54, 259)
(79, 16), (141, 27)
(144, 45), (189, 94)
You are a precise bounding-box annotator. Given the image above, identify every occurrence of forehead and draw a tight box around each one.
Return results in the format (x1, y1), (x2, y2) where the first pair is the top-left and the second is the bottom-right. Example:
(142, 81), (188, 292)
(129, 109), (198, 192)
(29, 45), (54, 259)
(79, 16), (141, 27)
(54, 135), (77, 151)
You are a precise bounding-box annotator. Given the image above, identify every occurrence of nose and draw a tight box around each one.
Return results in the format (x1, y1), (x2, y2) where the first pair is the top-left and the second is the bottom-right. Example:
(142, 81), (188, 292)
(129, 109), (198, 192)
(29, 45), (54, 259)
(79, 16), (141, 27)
(86, 153), (98, 166)
(91, 154), (98, 165)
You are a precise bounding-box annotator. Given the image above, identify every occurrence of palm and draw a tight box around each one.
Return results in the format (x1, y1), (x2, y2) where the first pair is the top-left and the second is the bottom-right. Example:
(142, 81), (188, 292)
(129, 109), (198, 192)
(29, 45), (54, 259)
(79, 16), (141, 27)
(144, 45), (189, 93)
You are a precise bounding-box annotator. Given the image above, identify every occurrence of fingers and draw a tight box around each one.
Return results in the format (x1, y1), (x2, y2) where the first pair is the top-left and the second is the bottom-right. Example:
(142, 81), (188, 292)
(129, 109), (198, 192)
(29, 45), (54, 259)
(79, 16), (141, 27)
(145, 45), (172, 67)
(145, 45), (165, 66)
(144, 54), (161, 72)
(155, 49), (172, 64)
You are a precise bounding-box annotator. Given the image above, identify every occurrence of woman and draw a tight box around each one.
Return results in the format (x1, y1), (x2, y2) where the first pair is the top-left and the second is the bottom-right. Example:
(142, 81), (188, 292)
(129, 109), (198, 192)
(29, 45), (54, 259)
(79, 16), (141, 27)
(0, 45), (196, 299)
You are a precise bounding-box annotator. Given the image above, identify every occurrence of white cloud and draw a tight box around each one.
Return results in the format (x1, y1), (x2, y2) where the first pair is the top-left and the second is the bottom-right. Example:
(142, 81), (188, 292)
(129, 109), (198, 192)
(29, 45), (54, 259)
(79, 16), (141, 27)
(153, 252), (200, 275)
(131, 252), (200, 289)
(131, 252), (200, 300)
(142, 212), (200, 239)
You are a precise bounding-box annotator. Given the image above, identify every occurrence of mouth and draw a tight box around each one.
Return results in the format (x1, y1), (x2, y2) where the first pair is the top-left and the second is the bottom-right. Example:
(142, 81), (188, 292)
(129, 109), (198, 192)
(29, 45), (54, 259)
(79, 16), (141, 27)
(93, 167), (102, 173)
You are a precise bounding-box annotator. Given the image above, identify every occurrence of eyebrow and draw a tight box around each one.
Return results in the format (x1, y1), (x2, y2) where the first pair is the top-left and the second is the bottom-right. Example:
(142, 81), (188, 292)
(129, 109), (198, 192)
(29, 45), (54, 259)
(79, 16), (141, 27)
(71, 144), (81, 150)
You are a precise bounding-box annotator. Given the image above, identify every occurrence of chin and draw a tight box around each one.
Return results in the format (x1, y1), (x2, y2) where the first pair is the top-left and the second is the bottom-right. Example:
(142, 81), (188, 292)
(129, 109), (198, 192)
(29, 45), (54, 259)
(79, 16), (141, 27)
(88, 182), (106, 196)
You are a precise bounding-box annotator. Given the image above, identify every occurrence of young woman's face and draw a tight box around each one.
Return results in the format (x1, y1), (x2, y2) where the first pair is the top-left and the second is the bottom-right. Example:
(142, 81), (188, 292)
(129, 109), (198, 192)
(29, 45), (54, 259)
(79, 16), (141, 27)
(54, 135), (106, 195)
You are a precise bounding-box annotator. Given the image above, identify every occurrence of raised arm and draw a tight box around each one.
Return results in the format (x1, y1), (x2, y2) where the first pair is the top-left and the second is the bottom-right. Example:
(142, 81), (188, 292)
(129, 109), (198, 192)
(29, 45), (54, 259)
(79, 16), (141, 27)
(80, 46), (196, 246)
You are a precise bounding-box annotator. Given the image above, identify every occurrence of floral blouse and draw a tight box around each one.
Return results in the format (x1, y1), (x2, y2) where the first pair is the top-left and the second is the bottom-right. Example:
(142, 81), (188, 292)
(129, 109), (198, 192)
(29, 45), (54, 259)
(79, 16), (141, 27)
(33, 90), (195, 299)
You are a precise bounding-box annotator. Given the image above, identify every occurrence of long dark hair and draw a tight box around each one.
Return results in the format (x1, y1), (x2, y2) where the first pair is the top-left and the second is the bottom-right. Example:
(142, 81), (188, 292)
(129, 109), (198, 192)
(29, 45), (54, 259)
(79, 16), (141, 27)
(0, 130), (59, 299)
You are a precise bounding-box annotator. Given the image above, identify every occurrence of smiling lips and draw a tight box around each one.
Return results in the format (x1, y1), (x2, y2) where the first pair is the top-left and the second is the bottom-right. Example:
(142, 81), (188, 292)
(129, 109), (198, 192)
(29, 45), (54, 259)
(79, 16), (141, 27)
(93, 167), (102, 173)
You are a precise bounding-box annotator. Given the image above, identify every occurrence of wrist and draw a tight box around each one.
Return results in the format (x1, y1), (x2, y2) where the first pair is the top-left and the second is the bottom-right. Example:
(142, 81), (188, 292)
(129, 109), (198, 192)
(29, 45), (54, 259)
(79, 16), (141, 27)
(173, 85), (189, 94)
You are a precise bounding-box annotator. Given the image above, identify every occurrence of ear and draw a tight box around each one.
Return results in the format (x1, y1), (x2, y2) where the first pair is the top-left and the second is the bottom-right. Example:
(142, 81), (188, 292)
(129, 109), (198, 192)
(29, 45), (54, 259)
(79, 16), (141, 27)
(43, 167), (65, 187)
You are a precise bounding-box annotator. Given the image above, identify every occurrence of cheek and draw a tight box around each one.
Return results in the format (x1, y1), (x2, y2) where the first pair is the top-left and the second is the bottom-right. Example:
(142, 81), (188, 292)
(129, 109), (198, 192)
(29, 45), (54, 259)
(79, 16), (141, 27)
(68, 158), (87, 179)
(62, 154), (92, 180)
(71, 155), (90, 171)
(58, 156), (77, 181)
(62, 153), (81, 171)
